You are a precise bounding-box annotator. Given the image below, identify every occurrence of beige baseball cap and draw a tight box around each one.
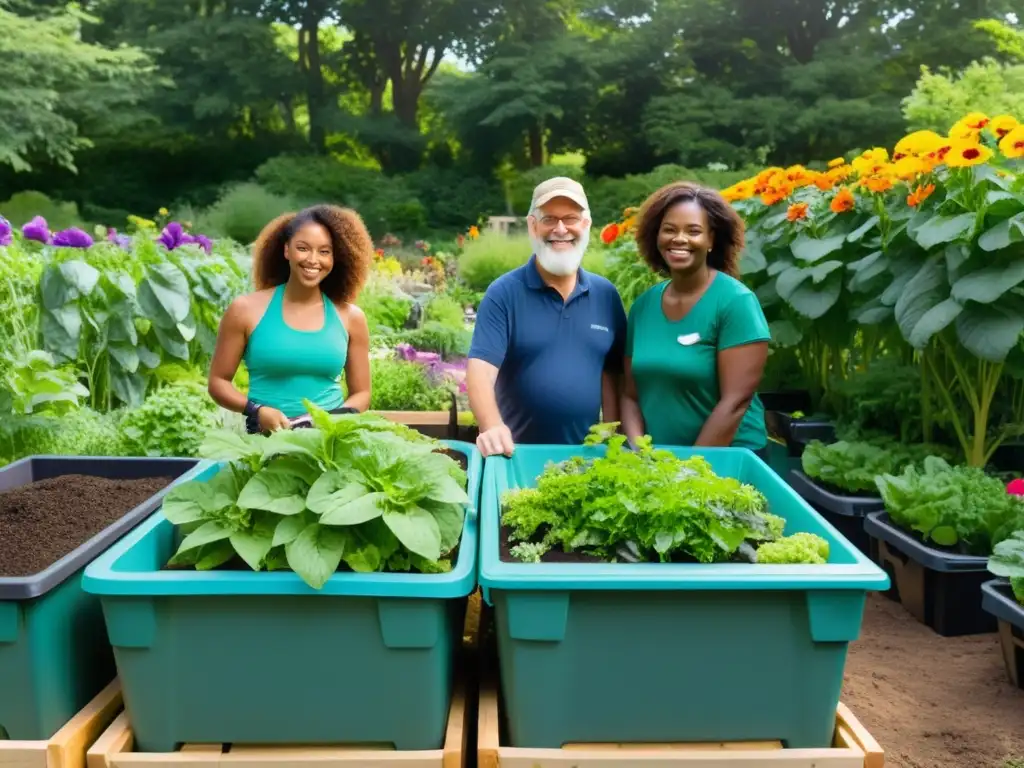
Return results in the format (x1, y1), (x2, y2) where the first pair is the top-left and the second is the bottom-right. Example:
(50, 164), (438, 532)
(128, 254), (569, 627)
(530, 176), (589, 213)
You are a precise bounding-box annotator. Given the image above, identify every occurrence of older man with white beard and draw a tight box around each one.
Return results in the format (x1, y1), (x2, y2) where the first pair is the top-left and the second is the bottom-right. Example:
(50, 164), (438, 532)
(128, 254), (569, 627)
(467, 177), (628, 457)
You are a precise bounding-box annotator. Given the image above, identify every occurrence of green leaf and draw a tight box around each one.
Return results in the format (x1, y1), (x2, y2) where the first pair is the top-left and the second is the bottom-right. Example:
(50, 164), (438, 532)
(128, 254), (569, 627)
(776, 267), (842, 319)
(237, 466), (309, 515)
(425, 473), (470, 506)
(108, 344), (140, 374)
(383, 506), (442, 561)
(273, 512), (314, 548)
(285, 523), (349, 589)
(319, 491), (387, 526)
(978, 214), (1024, 252)
(162, 483), (218, 525)
(307, 471), (369, 516)
(200, 431), (262, 462)
(907, 298), (963, 349)
(59, 260), (100, 297)
(944, 244), (970, 280)
(430, 503), (465, 553)
(768, 320), (802, 347)
(930, 526), (958, 547)
(177, 521), (232, 553)
(342, 542), (383, 573)
(139, 262), (191, 325)
(955, 304), (1024, 363)
(852, 299), (892, 325)
(951, 261), (1024, 304)
(894, 256), (946, 347)
(847, 216), (880, 243)
(267, 454), (322, 486)
(791, 233), (846, 263)
(739, 236), (766, 274)
(912, 213), (975, 250)
(262, 429), (323, 462)
(229, 515), (277, 571)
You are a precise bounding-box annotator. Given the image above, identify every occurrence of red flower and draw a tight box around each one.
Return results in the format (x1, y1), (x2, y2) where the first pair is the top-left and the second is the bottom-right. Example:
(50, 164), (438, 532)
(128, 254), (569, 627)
(1008, 478), (1024, 496)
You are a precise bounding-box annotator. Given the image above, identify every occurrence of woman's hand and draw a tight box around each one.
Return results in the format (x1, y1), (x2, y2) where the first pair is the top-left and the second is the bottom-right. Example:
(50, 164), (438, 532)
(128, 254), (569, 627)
(257, 406), (292, 432)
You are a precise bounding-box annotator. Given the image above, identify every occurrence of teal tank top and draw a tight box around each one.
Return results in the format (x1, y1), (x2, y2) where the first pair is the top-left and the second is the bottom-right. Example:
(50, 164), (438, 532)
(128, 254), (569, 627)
(244, 285), (348, 418)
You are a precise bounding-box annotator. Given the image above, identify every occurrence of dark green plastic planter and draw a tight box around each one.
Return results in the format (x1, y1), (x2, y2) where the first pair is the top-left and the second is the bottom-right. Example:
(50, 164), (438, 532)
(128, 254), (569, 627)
(82, 441), (481, 753)
(0, 456), (206, 740)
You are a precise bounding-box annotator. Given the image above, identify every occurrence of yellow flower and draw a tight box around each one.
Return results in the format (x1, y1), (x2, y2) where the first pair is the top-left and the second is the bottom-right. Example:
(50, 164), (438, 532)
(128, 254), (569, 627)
(894, 130), (946, 159)
(722, 180), (756, 201)
(948, 113), (989, 141)
(892, 155), (933, 181)
(990, 115), (1019, 140)
(158, 207), (169, 217)
(944, 141), (993, 167)
(999, 126), (1024, 159)
(468, 225), (479, 239)
(828, 157), (846, 168)
(852, 149), (889, 177)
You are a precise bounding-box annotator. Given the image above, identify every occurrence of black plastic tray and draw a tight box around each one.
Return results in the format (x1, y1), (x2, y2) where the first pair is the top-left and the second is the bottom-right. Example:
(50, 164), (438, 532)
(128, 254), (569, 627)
(0, 456), (204, 600)
(789, 470), (883, 556)
(758, 390), (813, 415)
(981, 579), (1024, 689)
(764, 411), (835, 457)
(865, 511), (995, 636)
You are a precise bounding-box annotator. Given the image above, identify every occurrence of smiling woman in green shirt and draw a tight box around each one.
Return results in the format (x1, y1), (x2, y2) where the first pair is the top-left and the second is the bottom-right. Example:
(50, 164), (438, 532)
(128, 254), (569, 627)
(620, 181), (771, 452)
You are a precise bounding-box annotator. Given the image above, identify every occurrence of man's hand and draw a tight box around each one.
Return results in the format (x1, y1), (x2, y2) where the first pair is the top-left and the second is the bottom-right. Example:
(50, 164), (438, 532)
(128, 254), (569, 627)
(477, 423), (515, 457)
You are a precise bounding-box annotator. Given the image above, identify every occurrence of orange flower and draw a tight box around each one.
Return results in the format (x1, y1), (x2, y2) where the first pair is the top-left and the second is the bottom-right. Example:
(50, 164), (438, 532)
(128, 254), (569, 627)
(761, 187), (790, 206)
(787, 202), (809, 222)
(907, 184), (935, 207)
(830, 188), (855, 213)
(812, 172), (834, 192)
(622, 215), (637, 232)
(468, 225), (480, 239)
(600, 222), (621, 244)
(861, 176), (894, 194)
(999, 127), (1024, 159)
(945, 141), (993, 167)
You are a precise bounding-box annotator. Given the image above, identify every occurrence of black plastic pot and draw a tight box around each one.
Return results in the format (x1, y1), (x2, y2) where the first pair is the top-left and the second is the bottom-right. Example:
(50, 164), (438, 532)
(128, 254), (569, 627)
(758, 390), (813, 415)
(991, 442), (1024, 473)
(981, 580), (1024, 689)
(763, 411), (836, 457)
(864, 511), (996, 637)
(788, 471), (883, 556)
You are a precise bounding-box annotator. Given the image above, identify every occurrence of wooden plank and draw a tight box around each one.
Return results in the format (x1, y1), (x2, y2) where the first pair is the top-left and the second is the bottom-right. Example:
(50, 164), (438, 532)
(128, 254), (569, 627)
(475, 686), (501, 768)
(563, 741), (783, 751)
(86, 715), (133, 768)
(373, 411), (451, 426)
(836, 704), (884, 768)
(0, 681), (122, 768)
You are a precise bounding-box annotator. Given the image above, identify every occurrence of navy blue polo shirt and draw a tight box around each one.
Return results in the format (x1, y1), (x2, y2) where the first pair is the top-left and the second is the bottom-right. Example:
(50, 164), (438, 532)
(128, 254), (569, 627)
(468, 255), (627, 445)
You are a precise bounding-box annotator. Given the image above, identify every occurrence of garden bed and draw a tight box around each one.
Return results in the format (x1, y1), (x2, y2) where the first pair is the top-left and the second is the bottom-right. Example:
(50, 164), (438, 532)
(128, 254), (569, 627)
(788, 470), (883, 557)
(864, 511), (995, 637)
(0, 457), (205, 742)
(81, 433), (482, 753)
(481, 441), (889, 749)
(981, 579), (1024, 690)
(0, 680), (123, 768)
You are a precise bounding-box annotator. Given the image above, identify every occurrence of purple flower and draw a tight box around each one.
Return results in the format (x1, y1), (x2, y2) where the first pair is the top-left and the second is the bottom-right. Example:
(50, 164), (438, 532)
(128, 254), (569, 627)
(107, 228), (132, 250)
(22, 216), (50, 244)
(0, 216), (11, 247)
(52, 227), (94, 249)
(159, 221), (212, 253)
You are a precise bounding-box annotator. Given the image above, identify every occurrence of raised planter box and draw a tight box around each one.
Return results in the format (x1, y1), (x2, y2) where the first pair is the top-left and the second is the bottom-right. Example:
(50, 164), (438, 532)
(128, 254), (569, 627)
(981, 579), (1024, 689)
(788, 471), (883, 557)
(479, 445), (889, 749)
(85, 677), (468, 768)
(0, 680), (123, 768)
(864, 511), (996, 636)
(0, 457), (206, 741)
(373, 393), (459, 440)
(477, 676), (885, 768)
(81, 441), (481, 753)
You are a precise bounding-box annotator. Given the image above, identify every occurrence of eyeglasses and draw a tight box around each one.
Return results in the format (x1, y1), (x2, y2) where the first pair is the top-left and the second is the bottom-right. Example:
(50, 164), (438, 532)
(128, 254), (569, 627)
(536, 214), (584, 227)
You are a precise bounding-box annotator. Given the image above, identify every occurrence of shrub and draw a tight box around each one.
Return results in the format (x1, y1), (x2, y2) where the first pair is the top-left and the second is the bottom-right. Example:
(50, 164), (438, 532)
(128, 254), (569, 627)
(458, 231), (531, 291)
(424, 294), (466, 329)
(0, 191), (84, 230)
(396, 322), (471, 360)
(198, 182), (298, 244)
(119, 382), (220, 458)
(364, 358), (452, 411)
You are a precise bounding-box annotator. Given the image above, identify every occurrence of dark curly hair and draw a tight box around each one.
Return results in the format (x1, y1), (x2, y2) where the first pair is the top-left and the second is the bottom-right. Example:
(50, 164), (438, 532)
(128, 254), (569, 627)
(252, 204), (374, 304)
(635, 182), (745, 278)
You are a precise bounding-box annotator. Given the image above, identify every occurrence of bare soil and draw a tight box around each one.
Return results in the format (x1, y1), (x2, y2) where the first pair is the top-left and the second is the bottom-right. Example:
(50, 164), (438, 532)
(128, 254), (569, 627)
(843, 594), (1024, 768)
(0, 474), (172, 577)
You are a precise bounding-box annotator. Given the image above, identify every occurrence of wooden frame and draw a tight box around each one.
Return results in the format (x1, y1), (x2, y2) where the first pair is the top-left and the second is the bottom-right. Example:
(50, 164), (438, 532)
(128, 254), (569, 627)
(85, 681), (467, 768)
(477, 682), (884, 768)
(0, 681), (123, 768)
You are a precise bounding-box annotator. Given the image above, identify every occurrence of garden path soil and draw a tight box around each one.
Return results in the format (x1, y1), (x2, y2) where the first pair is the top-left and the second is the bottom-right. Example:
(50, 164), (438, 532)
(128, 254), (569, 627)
(843, 594), (1024, 768)
(0, 474), (171, 577)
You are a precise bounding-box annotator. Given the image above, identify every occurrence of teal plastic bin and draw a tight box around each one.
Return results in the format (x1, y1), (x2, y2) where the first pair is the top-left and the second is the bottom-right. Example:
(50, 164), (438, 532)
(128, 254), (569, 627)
(0, 456), (207, 741)
(81, 440), (481, 753)
(479, 444), (889, 749)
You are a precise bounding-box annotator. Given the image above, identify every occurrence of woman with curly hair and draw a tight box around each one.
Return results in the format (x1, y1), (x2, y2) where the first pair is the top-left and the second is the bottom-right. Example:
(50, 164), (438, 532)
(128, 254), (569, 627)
(620, 182), (771, 451)
(208, 204), (374, 433)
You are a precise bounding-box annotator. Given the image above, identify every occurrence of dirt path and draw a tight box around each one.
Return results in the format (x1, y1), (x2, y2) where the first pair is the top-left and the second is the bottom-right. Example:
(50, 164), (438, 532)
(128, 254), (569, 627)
(843, 594), (1024, 768)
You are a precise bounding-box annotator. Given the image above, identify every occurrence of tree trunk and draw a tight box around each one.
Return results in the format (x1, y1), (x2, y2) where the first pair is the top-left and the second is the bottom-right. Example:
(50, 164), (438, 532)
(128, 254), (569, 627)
(302, 4), (326, 153)
(528, 122), (544, 167)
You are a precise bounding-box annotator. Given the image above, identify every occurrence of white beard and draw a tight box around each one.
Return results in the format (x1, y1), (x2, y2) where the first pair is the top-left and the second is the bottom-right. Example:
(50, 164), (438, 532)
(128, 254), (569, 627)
(531, 227), (590, 276)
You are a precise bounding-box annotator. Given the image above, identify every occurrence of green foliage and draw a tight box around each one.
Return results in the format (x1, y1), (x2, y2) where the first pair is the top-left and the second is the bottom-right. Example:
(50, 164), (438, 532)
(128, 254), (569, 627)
(457, 231), (530, 291)
(358, 286), (412, 333)
(367, 359), (452, 411)
(501, 425), (792, 564)
(800, 439), (955, 496)
(119, 382), (220, 458)
(396, 322), (471, 360)
(0, 4), (162, 172)
(197, 182), (299, 244)
(163, 405), (470, 588)
(0, 408), (127, 465)
(988, 530), (1024, 605)
(755, 532), (830, 565)
(902, 58), (1024, 133)
(875, 457), (1024, 554)
(424, 293), (466, 329)
(0, 191), (83, 230)
(0, 349), (89, 416)
(825, 359), (927, 444)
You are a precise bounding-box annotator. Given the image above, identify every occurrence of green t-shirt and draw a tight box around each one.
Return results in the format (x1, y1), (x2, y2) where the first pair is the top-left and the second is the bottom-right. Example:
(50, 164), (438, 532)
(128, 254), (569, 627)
(626, 272), (771, 450)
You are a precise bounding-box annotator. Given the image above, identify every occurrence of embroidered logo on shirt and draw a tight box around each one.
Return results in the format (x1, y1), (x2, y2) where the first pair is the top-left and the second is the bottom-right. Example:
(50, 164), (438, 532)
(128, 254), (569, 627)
(591, 324), (609, 332)
(677, 333), (701, 346)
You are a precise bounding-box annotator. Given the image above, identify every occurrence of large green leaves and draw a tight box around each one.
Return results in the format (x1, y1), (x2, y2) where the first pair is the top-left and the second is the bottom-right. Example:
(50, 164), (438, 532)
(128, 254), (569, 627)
(912, 213), (975, 250)
(775, 260), (844, 319)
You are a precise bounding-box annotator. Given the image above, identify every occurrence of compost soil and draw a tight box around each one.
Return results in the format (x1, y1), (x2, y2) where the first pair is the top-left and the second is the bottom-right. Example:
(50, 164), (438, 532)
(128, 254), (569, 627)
(843, 594), (1024, 768)
(0, 474), (172, 577)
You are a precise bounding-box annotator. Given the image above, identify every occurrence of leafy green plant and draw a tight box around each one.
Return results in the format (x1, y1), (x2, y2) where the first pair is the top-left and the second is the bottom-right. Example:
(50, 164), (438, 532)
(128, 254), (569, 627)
(801, 438), (955, 495)
(119, 382), (220, 458)
(0, 407), (127, 465)
(501, 424), (827, 565)
(0, 349), (88, 415)
(424, 294), (466, 330)
(875, 456), (1024, 553)
(988, 530), (1024, 604)
(457, 231), (530, 291)
(395, 322), (471, 360)
(366, 358), (452, 411)
(160, 404), (470, 589)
